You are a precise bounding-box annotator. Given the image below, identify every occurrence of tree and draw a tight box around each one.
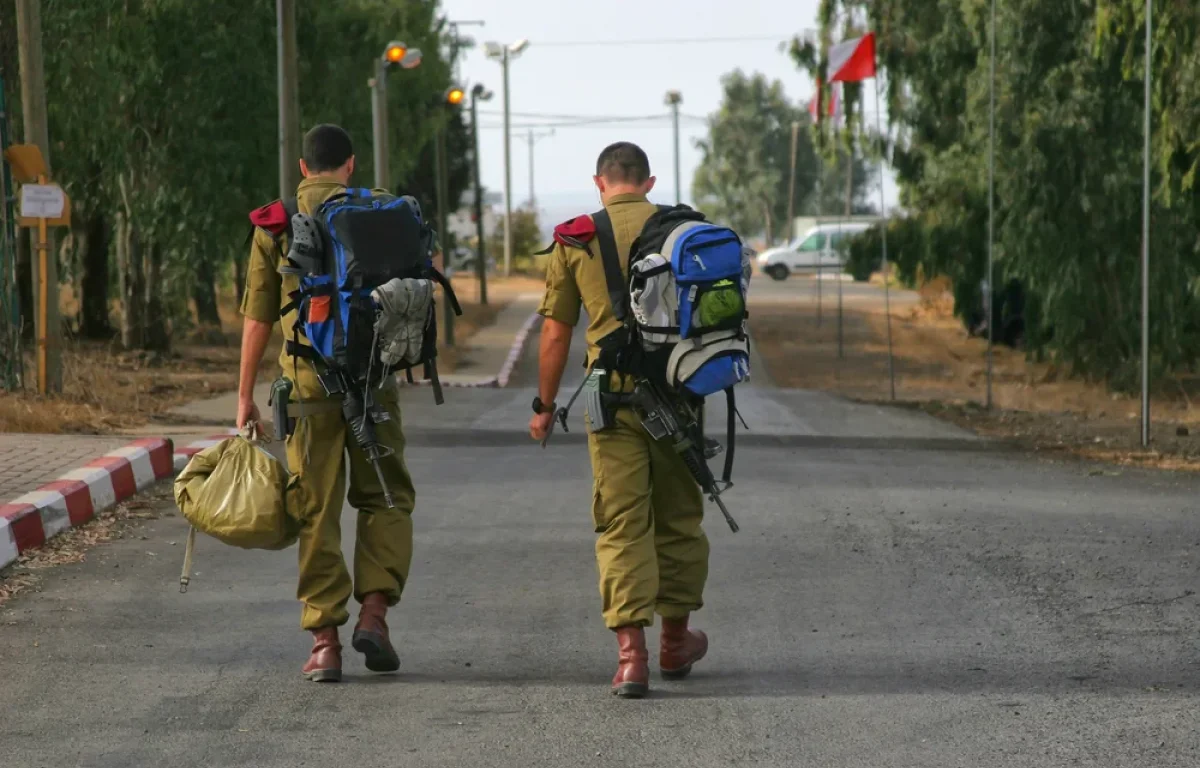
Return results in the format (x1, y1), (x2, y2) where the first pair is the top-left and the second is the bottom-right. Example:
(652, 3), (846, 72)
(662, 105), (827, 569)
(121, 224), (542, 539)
(693, 71), (818, 243)
(7, 0), (471, 354)
(489, 208), (542, 273)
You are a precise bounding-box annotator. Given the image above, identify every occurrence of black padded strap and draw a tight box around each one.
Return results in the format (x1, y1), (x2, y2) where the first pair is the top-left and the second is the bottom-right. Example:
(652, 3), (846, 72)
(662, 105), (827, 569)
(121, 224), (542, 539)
(285, 339), (321, 361)
(723, 387), (736, 484)
(591, 209), (628, 321)
(428, 268), (463, 316)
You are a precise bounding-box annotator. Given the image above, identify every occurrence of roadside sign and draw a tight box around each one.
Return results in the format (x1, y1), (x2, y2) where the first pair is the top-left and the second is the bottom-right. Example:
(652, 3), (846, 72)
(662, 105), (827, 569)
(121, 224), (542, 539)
(20, 183), (64, 218)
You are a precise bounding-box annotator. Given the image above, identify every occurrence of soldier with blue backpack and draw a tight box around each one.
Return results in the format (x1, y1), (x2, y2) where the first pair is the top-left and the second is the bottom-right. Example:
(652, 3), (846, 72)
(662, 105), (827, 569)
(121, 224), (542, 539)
(530, 141), (752, 698)
(238, 124), (457, 682)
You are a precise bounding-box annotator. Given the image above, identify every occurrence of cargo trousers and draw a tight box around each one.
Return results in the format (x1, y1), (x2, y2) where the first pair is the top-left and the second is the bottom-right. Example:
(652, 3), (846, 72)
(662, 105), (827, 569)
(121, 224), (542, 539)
(285, 392), (416, 631)
(587, 407), (709, 628)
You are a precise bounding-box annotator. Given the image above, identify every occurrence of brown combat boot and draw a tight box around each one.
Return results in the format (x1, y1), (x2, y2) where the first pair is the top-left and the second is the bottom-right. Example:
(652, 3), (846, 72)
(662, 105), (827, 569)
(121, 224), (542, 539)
(611, 626), (650, 698)
(659, 616), (708, 679)
(301, 627), (342, 682)
(352, 592), (400, 673)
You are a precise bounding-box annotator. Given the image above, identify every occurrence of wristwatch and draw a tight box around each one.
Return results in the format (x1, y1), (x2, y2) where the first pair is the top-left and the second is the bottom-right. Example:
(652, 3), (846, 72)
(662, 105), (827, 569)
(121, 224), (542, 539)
(532, 396), (556, 415)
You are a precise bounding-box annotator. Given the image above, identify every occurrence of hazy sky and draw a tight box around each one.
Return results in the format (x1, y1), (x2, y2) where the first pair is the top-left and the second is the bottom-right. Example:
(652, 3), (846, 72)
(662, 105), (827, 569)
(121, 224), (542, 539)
(441, 0), (832, 216)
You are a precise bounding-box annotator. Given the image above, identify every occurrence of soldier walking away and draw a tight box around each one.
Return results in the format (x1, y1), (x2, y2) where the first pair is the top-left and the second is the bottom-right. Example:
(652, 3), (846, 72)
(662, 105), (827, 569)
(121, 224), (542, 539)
(530, 142), (710, 698)
(238, 125), (416, 682)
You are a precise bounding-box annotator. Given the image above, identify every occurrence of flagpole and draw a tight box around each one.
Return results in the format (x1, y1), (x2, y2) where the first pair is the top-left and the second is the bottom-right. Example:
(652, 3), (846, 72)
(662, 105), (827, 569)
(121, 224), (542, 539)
(874, 76), (896, 401)
(1139, 0), (1152, 447)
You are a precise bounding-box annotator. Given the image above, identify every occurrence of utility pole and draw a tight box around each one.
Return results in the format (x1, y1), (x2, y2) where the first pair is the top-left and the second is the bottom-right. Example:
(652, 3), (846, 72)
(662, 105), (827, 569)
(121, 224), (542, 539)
(524, 129), (554, 210)
(276, 0), (300, 197)
(470, 86), (491, 306)
(370, 68), (389, 190)
(502, 49), (513, 276)
(434, 113), (455, 348)
(485, 40), (529, 276)
(16, 0), (60, 393)
(665, 91), (683, 204)
(787, 121), (800, 243)
(1139, 0), (1152, 447)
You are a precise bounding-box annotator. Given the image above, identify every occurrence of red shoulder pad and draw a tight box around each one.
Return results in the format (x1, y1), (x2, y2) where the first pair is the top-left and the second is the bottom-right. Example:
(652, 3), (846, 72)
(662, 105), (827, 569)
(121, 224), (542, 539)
(552, 215), (596, 249)
(249, 200), (289, 236)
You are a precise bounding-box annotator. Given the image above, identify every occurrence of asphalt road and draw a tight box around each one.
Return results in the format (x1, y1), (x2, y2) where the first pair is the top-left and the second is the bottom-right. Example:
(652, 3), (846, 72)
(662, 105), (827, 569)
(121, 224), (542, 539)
(4, 310), (1200, 767)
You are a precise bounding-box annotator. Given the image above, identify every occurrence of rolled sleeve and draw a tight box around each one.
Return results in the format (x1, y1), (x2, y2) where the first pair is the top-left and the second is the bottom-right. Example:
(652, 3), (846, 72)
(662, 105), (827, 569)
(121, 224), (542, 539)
(240, 230), (282, 324)
(537, 245), (582, 326)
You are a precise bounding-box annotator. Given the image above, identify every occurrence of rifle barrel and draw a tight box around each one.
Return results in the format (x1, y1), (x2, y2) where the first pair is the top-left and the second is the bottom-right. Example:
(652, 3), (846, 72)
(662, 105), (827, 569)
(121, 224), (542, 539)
(711, 490), (739, 533)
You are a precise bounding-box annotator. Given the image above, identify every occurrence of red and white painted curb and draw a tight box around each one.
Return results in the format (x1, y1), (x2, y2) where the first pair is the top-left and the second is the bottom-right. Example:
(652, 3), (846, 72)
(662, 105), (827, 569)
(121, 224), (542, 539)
(0, 438), (175, 571)
(172, 429), (239, 472)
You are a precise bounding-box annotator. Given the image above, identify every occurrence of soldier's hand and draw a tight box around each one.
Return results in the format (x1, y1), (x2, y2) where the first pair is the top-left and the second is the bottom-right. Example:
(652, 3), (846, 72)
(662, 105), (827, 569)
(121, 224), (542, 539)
(529, 412), (555, 442)
(237, 397), (263, 437)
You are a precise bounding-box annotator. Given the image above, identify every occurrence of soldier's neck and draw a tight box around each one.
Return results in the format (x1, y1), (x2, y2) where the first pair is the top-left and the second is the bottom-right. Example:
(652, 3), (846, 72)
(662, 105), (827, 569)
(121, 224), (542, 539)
(600, 186), (648, 206)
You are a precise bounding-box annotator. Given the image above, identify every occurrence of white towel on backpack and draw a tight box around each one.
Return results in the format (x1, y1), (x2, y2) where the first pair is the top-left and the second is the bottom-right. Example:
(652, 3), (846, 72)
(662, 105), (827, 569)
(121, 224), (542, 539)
(370, 277), (433, 367)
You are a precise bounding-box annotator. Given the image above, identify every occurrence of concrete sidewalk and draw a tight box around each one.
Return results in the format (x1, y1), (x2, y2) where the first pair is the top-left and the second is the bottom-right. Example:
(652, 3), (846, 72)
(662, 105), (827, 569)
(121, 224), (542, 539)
(0, 434), (136, 502)
(421, 292), (541, 387)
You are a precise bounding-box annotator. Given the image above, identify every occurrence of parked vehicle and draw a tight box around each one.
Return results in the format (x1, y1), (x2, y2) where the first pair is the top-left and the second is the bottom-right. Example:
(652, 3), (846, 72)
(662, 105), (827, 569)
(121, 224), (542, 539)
(755, 222), (873, 281)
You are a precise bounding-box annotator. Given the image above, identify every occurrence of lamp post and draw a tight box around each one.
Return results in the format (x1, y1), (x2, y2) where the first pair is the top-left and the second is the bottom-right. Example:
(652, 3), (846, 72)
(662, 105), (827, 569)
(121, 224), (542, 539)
(436, 86), (466, 347)
(470, 84), (493, 305)
(484, 39), (530, 276)
(370, 41), (422, 192)
(664, 90), (683, 204)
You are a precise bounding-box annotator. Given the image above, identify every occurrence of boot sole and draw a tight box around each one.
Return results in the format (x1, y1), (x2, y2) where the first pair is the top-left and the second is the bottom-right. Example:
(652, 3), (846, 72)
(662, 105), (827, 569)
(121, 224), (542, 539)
(661, 647), (708, 679)
(352, 629), (400, 673)
(303, 668), (342, 683)
(612, 681), (649, 698)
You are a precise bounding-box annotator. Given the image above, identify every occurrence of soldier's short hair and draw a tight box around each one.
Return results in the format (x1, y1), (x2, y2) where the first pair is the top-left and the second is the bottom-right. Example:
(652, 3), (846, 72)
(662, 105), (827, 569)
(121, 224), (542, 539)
(596, 142), (651, 184)
(303, 124), (354, 173)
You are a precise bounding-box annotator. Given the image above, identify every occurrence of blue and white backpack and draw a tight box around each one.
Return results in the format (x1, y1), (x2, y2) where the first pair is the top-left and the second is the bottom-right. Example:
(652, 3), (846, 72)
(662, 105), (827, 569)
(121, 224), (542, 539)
(593, 204), (752, 474)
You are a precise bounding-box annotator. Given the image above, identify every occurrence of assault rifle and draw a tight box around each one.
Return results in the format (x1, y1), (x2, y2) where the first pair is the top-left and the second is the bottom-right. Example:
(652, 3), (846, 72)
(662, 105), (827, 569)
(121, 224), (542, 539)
(627, 377), (740, 533)
(317, 368), (397, 510)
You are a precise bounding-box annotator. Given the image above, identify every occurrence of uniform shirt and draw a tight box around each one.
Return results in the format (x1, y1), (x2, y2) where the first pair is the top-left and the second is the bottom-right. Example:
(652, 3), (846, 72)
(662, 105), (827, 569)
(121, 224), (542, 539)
(537, 193), (659, 366)
(240, 176), (391, 401)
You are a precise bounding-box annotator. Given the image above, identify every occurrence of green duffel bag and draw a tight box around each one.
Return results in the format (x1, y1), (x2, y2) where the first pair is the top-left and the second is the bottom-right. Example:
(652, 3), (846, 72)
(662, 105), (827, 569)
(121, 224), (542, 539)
(174, 427), (304, 591)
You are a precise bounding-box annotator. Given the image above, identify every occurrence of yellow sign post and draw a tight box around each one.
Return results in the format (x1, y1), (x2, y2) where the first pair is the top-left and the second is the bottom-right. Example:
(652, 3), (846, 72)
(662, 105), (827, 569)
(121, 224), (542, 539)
(3, 144), (70, 395)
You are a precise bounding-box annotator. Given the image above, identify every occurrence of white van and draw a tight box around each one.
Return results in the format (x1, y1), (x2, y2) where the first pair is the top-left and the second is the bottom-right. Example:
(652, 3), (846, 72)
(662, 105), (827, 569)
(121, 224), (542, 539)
(755, 221), (873, 281)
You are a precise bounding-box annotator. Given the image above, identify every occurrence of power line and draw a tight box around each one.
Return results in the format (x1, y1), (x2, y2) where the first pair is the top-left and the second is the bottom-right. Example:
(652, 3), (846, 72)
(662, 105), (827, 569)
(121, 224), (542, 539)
(527, 35), (791, 48)
(478, 110), (707, 123)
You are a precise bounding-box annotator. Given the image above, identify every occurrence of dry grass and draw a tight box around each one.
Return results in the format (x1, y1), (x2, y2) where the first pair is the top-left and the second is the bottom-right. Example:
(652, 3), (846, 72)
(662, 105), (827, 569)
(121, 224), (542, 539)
(3, 280), (521, 435)
(751, 278), (1200, 469)
(0, 483), (172, 607)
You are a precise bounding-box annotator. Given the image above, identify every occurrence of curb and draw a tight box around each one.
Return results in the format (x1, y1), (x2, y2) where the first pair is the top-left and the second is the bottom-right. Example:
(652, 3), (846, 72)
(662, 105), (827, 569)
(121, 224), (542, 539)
(0, 438), (175, 571)
(404, 311), (541, 390)
(172, 429), (239, 472)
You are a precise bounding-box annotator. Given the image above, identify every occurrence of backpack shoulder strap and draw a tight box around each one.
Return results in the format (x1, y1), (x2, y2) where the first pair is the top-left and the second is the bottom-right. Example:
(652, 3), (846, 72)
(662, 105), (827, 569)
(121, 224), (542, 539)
(281, 197), (298, 243)
(591, 208), (629, 321)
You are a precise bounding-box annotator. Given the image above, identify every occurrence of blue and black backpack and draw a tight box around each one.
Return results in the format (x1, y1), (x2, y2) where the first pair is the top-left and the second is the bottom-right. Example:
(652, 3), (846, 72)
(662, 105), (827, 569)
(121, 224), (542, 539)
(250, 188), (460, 402)
(594, 204), (752, 478)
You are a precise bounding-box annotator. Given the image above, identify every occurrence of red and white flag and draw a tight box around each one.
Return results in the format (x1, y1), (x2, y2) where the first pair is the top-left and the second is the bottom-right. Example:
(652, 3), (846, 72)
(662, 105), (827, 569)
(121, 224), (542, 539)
(807, 81), (842, 119)
(828, 32), (877, 83)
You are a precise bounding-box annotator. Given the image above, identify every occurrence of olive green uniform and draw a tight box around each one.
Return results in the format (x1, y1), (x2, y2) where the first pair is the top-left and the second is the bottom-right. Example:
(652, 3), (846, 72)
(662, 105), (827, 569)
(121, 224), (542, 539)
(538, 193), (708, 629)
(240, 176), (417, 631)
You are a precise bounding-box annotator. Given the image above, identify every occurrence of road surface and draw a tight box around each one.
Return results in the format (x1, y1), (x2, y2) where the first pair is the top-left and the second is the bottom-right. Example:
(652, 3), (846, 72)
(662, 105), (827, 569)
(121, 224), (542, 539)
(3, 304), (1200, 767)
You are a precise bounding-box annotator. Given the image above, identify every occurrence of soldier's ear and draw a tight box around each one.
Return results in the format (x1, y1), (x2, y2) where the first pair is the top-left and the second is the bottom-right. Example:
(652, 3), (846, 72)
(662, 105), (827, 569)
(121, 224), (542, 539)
(346, 155), (356, 178)
(593, 175), (606, 195)
(299, 158), (310, 179)
(644, 175), (657, 194)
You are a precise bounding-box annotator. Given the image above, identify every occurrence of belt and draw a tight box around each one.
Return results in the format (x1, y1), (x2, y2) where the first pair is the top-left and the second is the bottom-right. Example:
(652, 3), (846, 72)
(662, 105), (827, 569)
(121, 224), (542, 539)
(286, 399), (343, 418)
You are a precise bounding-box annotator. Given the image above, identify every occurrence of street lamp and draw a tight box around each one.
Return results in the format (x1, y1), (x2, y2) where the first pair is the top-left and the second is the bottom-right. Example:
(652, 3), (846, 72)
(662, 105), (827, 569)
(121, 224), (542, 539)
(470, 84), (494, 305)
(664, 90), (683, 204)
(434, 84), (466, 346)
(370, 41), (422, 191)
(484, 38), (530, 276)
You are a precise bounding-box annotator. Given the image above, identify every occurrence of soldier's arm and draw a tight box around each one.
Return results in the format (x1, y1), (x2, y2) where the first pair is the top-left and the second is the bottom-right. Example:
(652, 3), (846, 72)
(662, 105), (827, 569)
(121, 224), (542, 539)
(535, 244), (582, 408)
(237, 230), (282, 429)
